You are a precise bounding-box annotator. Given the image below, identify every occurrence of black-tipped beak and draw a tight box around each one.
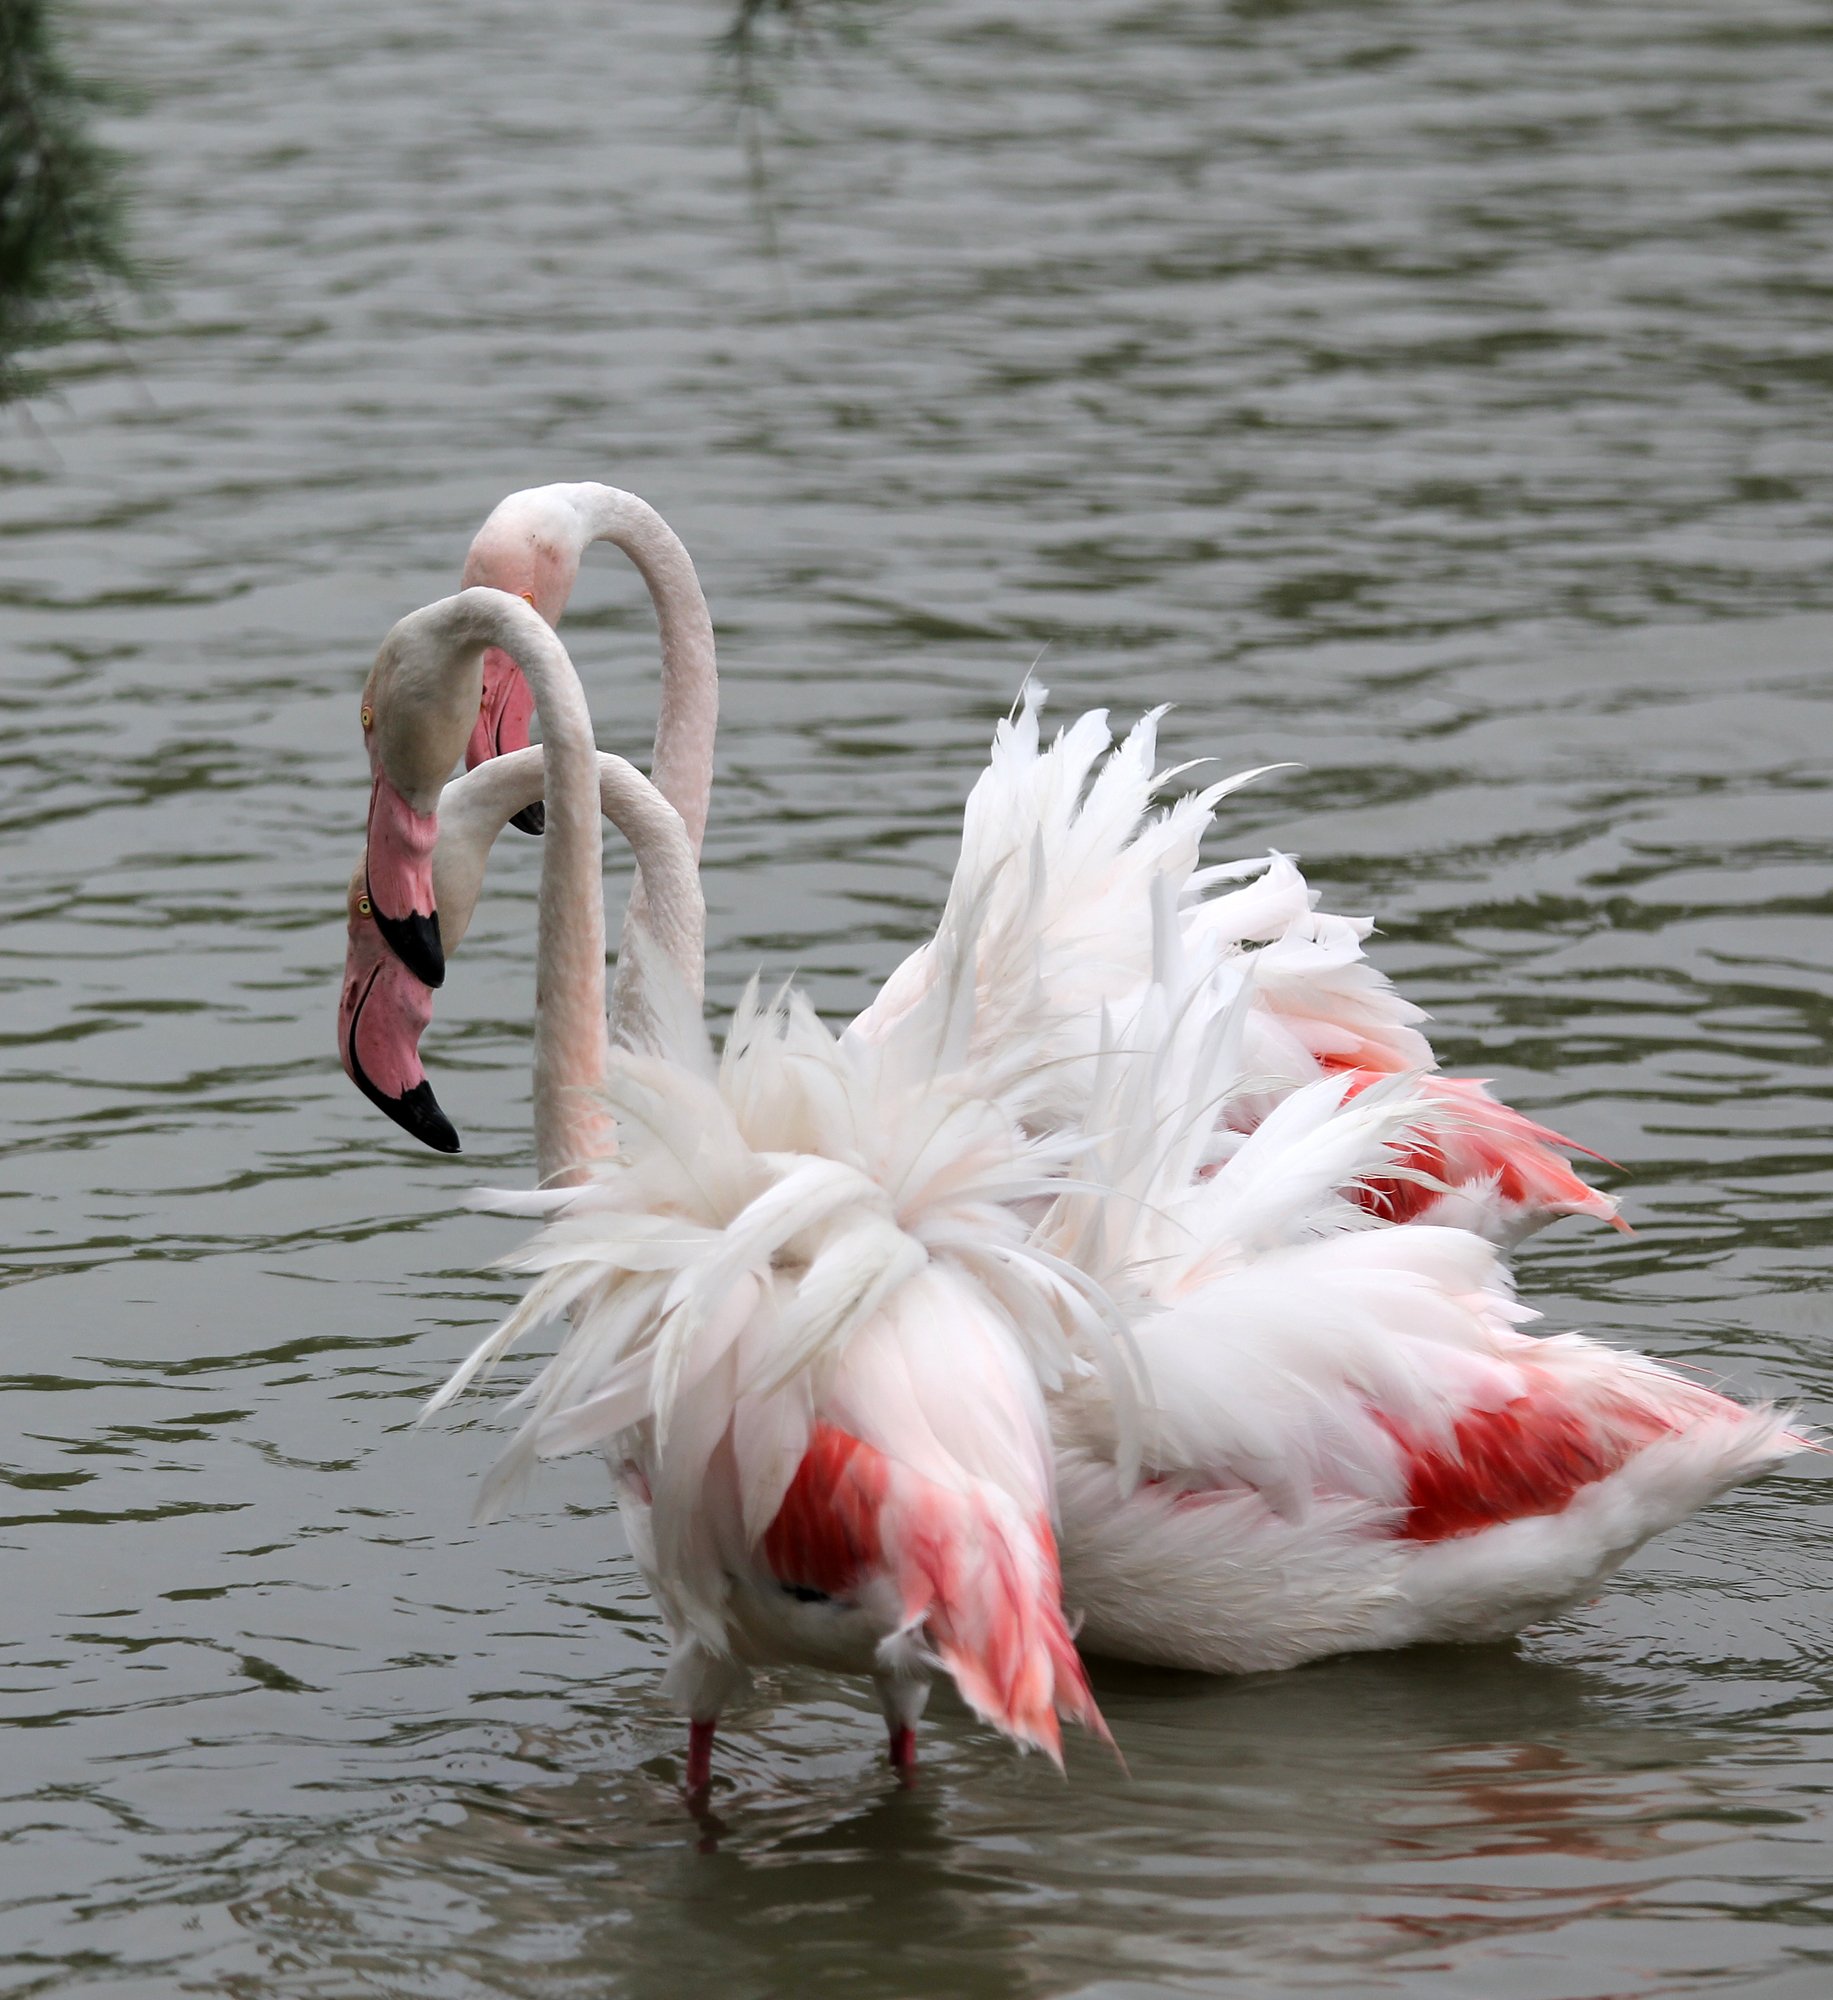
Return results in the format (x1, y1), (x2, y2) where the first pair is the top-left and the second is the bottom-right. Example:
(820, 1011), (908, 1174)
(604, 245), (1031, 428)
(349, 1057), (461, 1154)
(371, 898), (446, 990)
(378, 1077), (461, 1153)
(344, 966), (462, 1154)
(510, 800), (545, 837)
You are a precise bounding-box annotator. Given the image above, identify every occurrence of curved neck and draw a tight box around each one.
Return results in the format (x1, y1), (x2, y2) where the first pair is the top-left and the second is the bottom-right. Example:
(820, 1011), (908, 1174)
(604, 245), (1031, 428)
(459, 484), (718, 1061)
(433, 747), (706, 1019)
(558, 483), (718, 865)
(452, 593), (610, 1188)
(595, 755), (706, 1041)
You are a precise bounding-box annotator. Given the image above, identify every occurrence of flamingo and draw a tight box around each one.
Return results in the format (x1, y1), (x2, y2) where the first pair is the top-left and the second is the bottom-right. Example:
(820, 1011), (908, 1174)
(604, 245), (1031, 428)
(359, 483), (715, 996)
(445, 483), (1615, 1246)
(342, 491), (1800, 1775)
(1027, 897), (1802, 1672)
(343, 662), (1802, 1742)
(338, 744), (706, 1155)
(823, 701), (1799, 1662)
(343, 586), (1113, 1790)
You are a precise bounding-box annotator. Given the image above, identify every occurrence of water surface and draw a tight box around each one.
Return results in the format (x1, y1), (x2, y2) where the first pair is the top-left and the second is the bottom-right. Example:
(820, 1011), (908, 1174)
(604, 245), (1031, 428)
(2, 2), (1831, 1994)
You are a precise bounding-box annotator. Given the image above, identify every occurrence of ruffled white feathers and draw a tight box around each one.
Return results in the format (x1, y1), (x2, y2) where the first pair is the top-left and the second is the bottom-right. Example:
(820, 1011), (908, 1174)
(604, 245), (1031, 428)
(421, 684), (1790, 1742)
(424, 917), (1126, 1752)
(850, 686), (1611, 1239)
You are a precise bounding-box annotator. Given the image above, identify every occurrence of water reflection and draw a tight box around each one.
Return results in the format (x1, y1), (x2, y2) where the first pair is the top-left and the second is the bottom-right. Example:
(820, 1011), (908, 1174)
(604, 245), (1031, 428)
(203, 1644), (1783, 1999)
(714, 0), (882, 273)
(0, 0), (136, 400)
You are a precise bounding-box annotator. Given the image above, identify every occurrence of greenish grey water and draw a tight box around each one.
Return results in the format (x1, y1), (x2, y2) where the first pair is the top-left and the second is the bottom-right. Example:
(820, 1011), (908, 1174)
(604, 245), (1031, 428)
(2, 2), (1830, 1994)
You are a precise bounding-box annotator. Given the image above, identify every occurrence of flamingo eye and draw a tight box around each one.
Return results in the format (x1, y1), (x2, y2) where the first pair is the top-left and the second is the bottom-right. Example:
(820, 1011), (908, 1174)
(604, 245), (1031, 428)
(357, 895), (372, 916)
(360, 705), (374, 731)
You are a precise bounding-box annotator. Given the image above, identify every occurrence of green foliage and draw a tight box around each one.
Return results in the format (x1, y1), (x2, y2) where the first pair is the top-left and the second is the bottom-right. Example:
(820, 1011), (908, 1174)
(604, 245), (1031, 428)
(0, 0), (135, 399)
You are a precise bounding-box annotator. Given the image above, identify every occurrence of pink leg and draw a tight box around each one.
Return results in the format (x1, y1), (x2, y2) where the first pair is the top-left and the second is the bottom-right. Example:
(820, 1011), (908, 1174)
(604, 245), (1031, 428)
(888, 1723), (917, 1782)
(686, 1717), (717, 1795)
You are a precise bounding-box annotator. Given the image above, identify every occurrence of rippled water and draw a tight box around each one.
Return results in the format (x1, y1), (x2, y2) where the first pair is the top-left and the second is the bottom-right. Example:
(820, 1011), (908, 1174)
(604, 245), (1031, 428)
(3, 1), (1831, 1993)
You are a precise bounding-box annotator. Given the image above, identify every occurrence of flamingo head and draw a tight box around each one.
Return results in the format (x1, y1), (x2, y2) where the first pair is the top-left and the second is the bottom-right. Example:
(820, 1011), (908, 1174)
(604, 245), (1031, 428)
(466, 641), (541, 830)
(337, 862), (460, 1153)
(459, 487), (592, 834)
(358, 595), (495, 990)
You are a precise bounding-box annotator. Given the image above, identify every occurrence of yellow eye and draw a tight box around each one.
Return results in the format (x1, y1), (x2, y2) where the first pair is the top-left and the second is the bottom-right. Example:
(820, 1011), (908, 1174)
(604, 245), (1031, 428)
(357, 896), (372, 916)
(360, 705), (374, 731)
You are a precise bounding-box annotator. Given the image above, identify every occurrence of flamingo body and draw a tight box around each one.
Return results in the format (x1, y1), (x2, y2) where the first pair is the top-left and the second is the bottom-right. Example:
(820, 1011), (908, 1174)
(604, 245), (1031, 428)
(1025, 894), (1803, 1678)
(849, 688), (1619, 1247)
(340, 494), (1801, 1789)
(351, 593), (1106, 1775)
(1055, 1262), (1793, 1676)
(429, 959), (1118, 1766)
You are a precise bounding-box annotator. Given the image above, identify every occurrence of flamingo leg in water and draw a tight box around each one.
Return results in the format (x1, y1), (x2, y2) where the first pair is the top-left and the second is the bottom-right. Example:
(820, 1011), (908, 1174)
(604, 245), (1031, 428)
(685, 1717), (716, 1795)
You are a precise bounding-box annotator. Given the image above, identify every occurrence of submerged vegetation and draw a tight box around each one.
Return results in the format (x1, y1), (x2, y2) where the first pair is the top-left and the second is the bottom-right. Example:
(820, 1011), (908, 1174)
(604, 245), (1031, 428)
(719, 0), (881, 110)
(721, 0), (878, 56)
(717, 0), (886, 259)
(0, 0), (135, 401)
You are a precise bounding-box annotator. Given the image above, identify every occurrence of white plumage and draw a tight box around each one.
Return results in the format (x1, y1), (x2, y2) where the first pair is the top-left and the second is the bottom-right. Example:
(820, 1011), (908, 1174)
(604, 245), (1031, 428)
(349, 502), (1801, 1796)
(1030, 886), (1800, 1675)
(427, 791), (1798, 1753)
(430, 933), (1119, 1768)
(849, 686), (1620, 1246)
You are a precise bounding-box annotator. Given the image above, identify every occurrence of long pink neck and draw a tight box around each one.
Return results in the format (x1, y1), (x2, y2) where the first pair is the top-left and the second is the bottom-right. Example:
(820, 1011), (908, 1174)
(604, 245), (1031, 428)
(463, 485), (718, 1046)
(556, 484), (717, 864)
(457, 595), (613, 1188)
(434, 746), (706, 1019)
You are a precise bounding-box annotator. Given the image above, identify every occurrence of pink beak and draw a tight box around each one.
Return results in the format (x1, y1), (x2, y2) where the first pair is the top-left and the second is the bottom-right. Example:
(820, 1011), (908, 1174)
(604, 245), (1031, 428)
(465, 645), (543, 835)
(364, 772), (446, 988)
(337, 911), (460, 1152)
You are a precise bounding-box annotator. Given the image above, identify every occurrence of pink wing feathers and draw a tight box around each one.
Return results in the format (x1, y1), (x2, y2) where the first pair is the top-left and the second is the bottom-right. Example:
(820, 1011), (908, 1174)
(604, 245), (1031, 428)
(1337, 1072), (1625, 1238)
(763, 1421), (1103, 1760)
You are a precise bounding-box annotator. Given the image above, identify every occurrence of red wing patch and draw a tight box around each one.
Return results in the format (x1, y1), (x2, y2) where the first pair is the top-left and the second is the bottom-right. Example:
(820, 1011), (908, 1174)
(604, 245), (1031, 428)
(761, 1424), (1110, 1760)
(1350, 1122), (1453, 1226)
(1327, 1066), (1621, 1229)
(1376, 1393), (1672, 1543)
(760, 1423), (889, 1598)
